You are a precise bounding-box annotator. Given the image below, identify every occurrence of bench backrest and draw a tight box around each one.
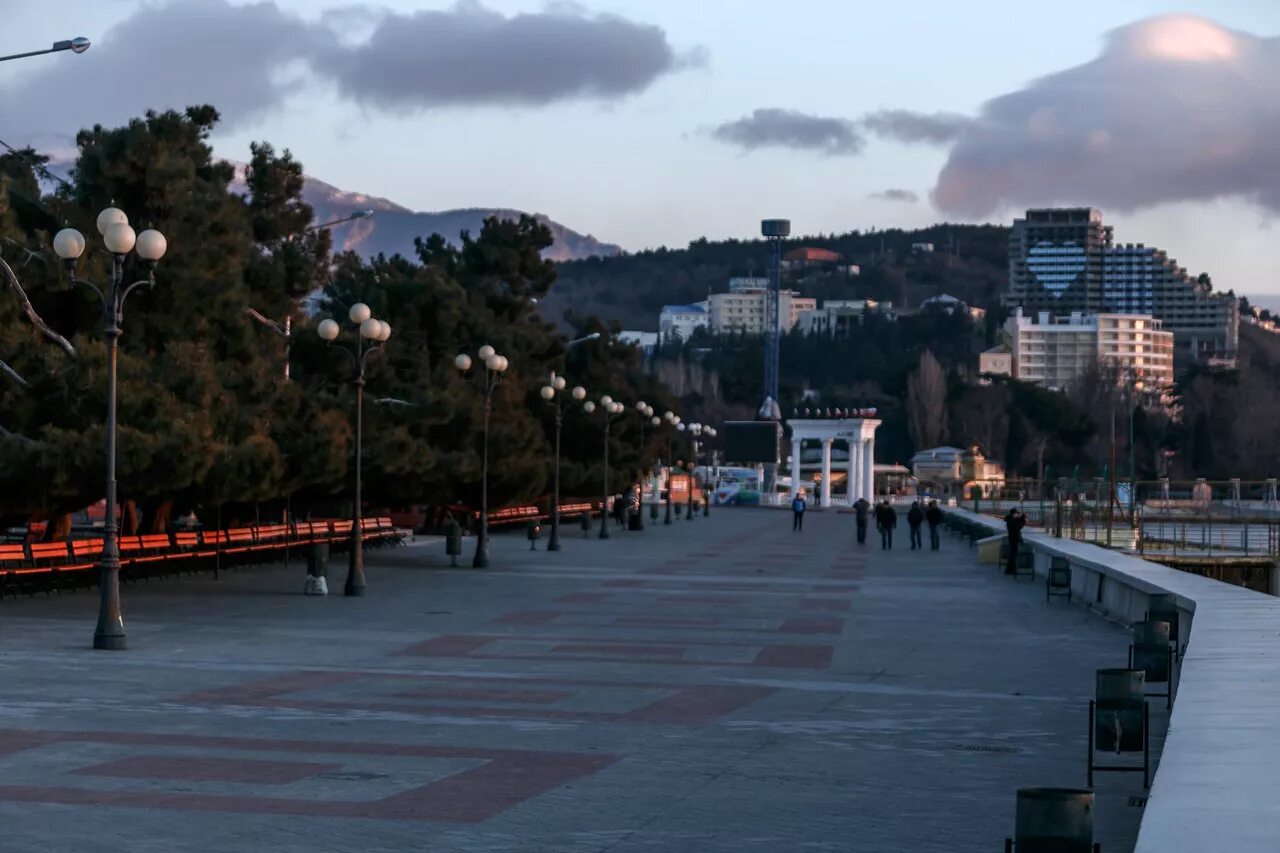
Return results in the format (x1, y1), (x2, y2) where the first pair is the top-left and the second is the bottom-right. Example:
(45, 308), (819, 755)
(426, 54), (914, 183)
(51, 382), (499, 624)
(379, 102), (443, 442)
(29, 541), (71, 562)
(70, 539), (104, 559)
(0, 543), (27, 563)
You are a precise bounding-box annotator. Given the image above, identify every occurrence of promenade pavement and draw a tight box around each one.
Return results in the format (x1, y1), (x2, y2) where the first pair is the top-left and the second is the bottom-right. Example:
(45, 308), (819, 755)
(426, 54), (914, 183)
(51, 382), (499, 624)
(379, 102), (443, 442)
(0, 508), (1160, 851)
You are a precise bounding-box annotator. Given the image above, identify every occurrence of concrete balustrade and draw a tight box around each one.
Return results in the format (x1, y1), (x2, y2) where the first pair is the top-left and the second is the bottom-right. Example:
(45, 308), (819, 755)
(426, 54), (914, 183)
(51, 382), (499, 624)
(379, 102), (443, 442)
(950, 507), (1280, 853)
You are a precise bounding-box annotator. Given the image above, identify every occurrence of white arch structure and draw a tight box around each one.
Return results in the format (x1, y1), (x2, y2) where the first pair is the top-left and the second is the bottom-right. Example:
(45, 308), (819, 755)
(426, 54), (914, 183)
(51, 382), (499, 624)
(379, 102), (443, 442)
(787, 417), (881, 506)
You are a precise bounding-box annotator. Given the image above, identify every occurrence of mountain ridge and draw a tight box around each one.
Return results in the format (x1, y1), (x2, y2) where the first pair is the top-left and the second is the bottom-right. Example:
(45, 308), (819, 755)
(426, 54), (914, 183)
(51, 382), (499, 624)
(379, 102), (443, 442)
(300, 176), (624, 262)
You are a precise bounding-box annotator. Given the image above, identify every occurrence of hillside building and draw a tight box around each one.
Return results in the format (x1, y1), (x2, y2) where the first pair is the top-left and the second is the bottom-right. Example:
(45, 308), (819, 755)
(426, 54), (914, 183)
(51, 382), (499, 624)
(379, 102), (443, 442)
(797, 299), (894, 337)
(910, 446), (1005, 497)
(783, 247), (842, 269)
(618, 330), (658, 356)
(917, 293), (986, 321)
(658, 303), (708, 343)
(978, 345), (1013, 378)
(708, 288), (815, 335)
(1000, 309), (1174, 392)
(1006, 207), (1236, 368)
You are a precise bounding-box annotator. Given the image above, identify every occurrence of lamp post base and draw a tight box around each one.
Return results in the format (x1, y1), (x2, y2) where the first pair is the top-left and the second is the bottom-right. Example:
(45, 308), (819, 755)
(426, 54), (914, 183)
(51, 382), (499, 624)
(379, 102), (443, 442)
(547, 536), (561, 552)
(93, 632), (127, 651)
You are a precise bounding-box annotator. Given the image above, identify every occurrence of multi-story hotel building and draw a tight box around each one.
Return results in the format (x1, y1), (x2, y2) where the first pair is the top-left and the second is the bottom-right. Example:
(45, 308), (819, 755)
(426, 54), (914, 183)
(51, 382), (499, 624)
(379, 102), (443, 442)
(993, 309), (1175, 392)
(1006, 208), (1236, 368)
(708, 288), (816, 335)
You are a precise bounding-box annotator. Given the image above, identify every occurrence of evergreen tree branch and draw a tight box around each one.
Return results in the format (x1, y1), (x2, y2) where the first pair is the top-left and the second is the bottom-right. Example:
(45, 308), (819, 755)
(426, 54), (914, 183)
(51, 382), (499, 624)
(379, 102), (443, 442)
(0, 358), (28, 388)
(0, 254), (77, 358)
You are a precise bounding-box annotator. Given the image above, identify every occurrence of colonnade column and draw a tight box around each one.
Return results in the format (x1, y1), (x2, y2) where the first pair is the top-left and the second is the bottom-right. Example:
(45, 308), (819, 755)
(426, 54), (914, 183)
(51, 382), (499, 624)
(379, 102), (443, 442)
(820, 438), (833, 506)
(863, 438), (875, 502)
(847, 438), (859, 503)
(790, 437), (802, 500)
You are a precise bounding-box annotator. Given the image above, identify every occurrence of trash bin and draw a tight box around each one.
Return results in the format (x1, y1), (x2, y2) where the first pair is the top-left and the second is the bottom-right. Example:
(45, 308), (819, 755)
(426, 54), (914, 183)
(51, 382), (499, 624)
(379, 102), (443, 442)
(1146, 593), (1180, 652)
(306, 541), (329, 578)
(1132, 620), (1172, 684)
(1095, 668), (1145, 753)
(304, 541), (329, 596)
(1011, 788), (1095, 853)
(445, 521), (462, 566)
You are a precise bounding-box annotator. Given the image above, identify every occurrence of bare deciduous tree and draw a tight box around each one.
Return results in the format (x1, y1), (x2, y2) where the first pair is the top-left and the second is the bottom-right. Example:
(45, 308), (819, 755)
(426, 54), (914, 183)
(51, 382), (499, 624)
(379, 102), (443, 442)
(907, 349), (948, 450)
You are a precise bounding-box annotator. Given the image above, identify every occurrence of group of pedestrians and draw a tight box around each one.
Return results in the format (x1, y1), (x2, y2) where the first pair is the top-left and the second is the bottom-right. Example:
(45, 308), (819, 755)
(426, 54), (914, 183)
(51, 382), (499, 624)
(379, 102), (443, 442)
(792, 492), (944, 551)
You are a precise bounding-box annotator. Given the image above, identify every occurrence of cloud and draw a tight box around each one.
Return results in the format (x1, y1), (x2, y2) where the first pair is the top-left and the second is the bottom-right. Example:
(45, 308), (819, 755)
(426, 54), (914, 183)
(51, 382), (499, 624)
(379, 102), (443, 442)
(710, 109), (864, 156)
(0, 0), (331, 139)
(930, 15), (1280, 217)
(862, 110), (971, 144)
(326, 1), (701, 108)
(0, 0), (697, 142)
(868, 189), (919, 203)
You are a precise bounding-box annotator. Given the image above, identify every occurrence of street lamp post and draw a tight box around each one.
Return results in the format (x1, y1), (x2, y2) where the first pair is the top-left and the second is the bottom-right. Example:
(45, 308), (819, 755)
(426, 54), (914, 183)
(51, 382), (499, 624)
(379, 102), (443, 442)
(455, 346), (510, 568)
(318, 304), (392, 596)
(684, 423), (702, 521)
(633, 401), (654, 530)
(648, 413), (662, 521)
(662, 411), (680, 524)
(702, 427), (717, 516)
(0, 36), (90, 63)
(53, 209), (168, 650)
(541, 375), (587, 552)
(584, 396), (624, 539)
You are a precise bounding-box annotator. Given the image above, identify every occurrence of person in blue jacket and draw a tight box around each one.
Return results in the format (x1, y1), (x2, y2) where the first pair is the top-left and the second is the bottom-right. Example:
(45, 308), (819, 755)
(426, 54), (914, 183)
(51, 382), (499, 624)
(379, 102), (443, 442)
(792, 492), (807, 532)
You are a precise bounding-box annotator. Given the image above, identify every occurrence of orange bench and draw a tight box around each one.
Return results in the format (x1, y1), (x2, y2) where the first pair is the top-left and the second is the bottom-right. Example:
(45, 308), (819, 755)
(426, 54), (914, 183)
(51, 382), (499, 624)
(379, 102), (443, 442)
(488, 506), (542, 527)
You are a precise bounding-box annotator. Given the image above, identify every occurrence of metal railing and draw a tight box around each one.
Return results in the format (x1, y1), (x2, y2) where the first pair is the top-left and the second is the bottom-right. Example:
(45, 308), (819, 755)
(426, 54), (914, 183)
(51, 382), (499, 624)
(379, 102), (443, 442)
(967, 478), (1280, 558)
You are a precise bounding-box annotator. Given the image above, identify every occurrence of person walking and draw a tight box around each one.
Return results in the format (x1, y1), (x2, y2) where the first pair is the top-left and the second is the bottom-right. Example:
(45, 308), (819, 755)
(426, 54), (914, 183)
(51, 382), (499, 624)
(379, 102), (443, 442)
(853, 497), (870, 545)
(792, 492), (807, 532)
(907, 500), (924, 550)
(1004, 507), (1026, 576)
(878, 499), (897, 550)
(925, 500), (943, 551)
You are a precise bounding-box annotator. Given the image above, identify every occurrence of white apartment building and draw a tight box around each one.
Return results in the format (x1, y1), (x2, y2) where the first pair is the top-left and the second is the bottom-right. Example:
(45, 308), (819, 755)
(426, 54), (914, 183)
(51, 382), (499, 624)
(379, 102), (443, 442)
(708, 289), (816, 335)
(1004, 309), (1174, 391)
(796, 299), (894, 336)
(658, 302), (708, 342)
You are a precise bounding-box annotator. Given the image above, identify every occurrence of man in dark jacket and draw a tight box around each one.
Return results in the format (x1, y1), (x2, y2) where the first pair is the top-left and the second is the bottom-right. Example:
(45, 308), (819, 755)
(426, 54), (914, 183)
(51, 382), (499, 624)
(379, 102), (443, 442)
(925, 500), (943, 550)
(877, 500), (897, 550)
(907, 501), (924, 550)
(853, 497), (871, 545)
(1004, 508), (1027, 575)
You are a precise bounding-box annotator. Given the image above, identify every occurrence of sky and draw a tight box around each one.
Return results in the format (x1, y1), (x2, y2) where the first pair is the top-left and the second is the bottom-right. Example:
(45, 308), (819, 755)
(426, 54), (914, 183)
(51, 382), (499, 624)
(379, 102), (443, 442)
(1, 0), (1278, 295)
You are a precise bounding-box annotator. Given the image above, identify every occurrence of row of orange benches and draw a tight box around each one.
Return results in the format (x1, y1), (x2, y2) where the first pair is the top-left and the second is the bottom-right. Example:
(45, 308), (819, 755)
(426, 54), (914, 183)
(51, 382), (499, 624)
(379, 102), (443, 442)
(483, 503), (596, 527)
(0, 517), (406, 597)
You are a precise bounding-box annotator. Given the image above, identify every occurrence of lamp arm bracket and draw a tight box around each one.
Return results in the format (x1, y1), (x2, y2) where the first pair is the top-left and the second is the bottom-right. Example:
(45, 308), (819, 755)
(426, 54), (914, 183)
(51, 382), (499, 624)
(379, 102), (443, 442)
(2, 256), (78, 358)
(0, 358), (29, 388)
(0, 422), (41, 447)
(119, 276), (155, 314)
(243, 307), (287, 337)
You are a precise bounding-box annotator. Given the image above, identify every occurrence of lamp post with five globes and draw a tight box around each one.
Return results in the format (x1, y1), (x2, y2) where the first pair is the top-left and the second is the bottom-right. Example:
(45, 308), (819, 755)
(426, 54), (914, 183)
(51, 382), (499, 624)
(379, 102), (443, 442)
(455, 346), (510, 568)
(541, 374), (587, 552)
(53, 208), (168, 650)
(317, 303), (392, 596)
(583, 396), (625, 539)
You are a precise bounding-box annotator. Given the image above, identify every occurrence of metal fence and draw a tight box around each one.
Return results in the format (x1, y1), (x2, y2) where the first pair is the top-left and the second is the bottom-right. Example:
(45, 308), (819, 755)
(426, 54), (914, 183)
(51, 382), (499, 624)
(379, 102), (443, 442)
(968, 478), (1280, 558)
